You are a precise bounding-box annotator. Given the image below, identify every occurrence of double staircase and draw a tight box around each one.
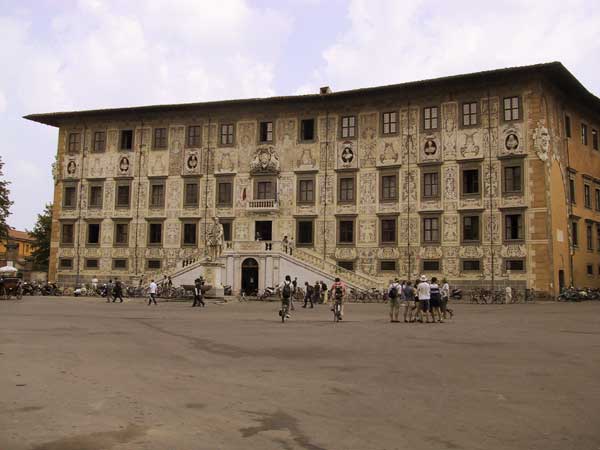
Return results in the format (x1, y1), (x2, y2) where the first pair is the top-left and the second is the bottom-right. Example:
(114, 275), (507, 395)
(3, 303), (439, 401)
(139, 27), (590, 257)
(154, 241), (386, 291)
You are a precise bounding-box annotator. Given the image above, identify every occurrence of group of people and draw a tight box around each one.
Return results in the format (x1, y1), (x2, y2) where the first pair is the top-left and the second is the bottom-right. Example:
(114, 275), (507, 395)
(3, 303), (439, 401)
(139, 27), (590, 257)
(387, 275), (454, 323)
(281, 235), (295, 255)
(279, 276), (346, 320)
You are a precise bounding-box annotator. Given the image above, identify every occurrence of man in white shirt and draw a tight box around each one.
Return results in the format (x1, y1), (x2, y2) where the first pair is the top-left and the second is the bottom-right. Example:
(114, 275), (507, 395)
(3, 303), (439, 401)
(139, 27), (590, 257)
(148, 279), (158, 305)
(416, 275), (432, 323)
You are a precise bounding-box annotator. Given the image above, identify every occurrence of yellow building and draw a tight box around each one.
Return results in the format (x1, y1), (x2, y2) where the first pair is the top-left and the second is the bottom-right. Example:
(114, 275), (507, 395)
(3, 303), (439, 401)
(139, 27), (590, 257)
(25, 62), (600, 296)
(0, 228), (35, 276)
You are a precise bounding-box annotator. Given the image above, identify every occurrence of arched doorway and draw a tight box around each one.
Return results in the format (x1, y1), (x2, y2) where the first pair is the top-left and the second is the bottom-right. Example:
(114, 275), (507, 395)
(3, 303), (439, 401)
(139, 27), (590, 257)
(241, 258), (259, 295)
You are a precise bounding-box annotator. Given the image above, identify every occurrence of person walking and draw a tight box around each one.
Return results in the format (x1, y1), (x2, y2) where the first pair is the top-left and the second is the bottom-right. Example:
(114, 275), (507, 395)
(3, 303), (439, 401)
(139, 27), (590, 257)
(321, 280), (328, 305)
(313, 281), (321, 306)
(112, 279), (124, 303)
(441, 278), (454, 319)
(402, 281), (415, 323)
(291, 277), (298, 311)
(106, 278), (114, 303)
(388, 278), (402, 322)
(148, 279), (158, 305)
(429, 277), (443, 323)
(282, 235), (289, 254)
(278, 275), (293, 319)
(330, 277), (347, 320)
(416, 275), (432, 323)
(192, 277), (205, 307)
(288, 236), (295, 256)
(303, 281), (314, 308)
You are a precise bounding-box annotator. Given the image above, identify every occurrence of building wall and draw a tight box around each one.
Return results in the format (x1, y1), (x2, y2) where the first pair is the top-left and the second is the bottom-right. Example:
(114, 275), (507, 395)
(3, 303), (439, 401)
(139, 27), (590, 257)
(47, 74), (599, 295)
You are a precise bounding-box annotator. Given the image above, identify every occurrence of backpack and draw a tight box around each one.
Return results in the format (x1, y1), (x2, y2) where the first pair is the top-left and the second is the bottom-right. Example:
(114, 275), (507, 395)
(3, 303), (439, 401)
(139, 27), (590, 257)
(389, 284), (398, 299)
(334, 285), (343, 300)
(282, 282), (292, 299)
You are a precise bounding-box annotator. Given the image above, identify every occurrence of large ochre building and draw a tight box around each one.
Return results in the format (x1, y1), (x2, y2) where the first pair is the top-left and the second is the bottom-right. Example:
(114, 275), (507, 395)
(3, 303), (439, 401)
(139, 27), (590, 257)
(25, 62), (600, 296)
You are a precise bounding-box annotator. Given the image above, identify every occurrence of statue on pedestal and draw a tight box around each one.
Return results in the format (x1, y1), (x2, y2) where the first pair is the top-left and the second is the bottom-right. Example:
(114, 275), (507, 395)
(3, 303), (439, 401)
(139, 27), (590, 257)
(207, 217), (224, 260)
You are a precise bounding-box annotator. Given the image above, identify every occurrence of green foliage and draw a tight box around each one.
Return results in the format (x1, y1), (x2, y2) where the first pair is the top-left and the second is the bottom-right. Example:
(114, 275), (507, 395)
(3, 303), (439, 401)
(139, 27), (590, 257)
(0, 156), (13, 240)
(28, 203), (53, 270)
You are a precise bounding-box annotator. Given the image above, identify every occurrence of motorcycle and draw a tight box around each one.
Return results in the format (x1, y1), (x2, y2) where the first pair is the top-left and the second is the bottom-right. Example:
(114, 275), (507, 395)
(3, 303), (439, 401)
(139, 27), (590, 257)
(451, 288), (462, 300)
(259, 286), (276, 301)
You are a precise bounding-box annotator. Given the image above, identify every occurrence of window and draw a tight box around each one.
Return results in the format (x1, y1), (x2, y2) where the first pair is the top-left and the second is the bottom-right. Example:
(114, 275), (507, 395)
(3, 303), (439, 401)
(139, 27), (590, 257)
(87, 223), (100, 245)
(217, 180), (233, 206)
(112, 259), (127, 270)
(183, 222), (197, 246)
(423, 217), (440, 243)
(220, 124), (234, 145)
(298, 178), (315, 203)
(150, 181), (165, 208)
(462, 259), (481, 271)
(59, 258), (73, 269)
(503, 164), (522, 193)
(153, 127), (168, 149)
(422, 171), (439, 198)
(587, 264), (593, 276)
(462, 102), (478, 126)
(587, 223), (593, 250)
(504, 214), (524, 241)
(569, 177), (576, 204)
(184, 181), (199, 207)
(462, 215), (480, 242)
(297, 220), (314, 246)
(339, 176), (355, 203)
(147, 259), (162, 270)
(505, 259), (525, 271)
(187, 125), (201, 147)
(565, 115), (571, 138)
(381, 174), (398, 201)
(85, 259), (99, 269)
(114, 223), (129, 246)
(593, 129), (599, 150)
(68, 132), (81, 153)
(88, 185), (103, 208)
(116, 183), (131, 208)
(581, 123), (588, 145)
(338, 261), (354, 271)
(222, 221), (232, 241)
(120, 130), (133, 150)
(423, 260), (440, 272)
(503, 97), (520, 121)
(462, 168), (480, 195)
(259, 121), (273, 143)
(63, 185), (77, 208)
(423, 106), (438, 130)
(584, 184), (591, 208)
(341, 115), (356, 138)
(380, 218), (397, 244)
(256, 181), (274, 200)
(382, 111), (398, 135)
(380, 260), (396, 271)
(571, 221), (578, 247)
(92, 131), (106, 152)
(597, 224), (600, 253)
(338, 219), (355, 244)
(148, 223), (163, 245)
(61, 223), (74, 245)
(300, 119), (315, 141)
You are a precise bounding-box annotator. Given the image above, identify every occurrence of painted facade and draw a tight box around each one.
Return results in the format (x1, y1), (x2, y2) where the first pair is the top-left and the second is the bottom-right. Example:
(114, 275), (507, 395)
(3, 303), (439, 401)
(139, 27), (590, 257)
(25, 63), (600, 295)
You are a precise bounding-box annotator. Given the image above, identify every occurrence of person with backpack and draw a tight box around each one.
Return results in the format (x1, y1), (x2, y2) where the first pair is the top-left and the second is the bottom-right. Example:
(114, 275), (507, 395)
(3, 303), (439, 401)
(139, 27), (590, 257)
(329, 277), (347, 320)
(278, 275), (293, 319)
(388, 278), (402, 322)
(303, 281), (314, 308)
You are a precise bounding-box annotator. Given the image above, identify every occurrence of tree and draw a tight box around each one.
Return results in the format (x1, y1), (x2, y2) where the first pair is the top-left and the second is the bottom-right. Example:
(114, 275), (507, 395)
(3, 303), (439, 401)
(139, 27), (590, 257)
(28, 203), (53, 270)
(0, 156), (13, 240)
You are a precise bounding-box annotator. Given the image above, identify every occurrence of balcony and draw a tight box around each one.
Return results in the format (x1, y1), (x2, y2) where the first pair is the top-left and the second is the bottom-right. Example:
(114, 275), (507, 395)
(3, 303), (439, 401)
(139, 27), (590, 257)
(247, 199), (279, 211)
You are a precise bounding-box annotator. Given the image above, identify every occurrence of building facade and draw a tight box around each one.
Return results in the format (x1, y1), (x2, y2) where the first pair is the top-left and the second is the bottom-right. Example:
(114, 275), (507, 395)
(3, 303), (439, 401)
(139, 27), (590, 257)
(26, 62), (600, 295)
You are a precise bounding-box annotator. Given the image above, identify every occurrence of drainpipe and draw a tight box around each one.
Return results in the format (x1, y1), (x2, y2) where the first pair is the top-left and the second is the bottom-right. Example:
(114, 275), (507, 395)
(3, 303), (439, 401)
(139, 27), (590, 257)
(204, 118), (211, 255)
(487, 90), (495, 292)
(133, 120), (144, 277)
(323, 104), (329, 264)
(75, 123), (88, 288)
(406, 101), (412, 280)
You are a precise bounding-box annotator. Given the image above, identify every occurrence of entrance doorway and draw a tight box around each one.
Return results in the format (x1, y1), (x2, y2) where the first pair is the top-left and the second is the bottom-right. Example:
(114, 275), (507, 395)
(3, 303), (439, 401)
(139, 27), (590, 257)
(558, 269), (565, 292)
(241, 258), (259, 295)
(255, 221), (272, 241)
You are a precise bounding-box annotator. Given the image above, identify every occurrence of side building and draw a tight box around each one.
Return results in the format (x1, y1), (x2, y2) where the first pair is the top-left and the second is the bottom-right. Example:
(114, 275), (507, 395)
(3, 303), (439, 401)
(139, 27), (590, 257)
(25, 62), (600, 296)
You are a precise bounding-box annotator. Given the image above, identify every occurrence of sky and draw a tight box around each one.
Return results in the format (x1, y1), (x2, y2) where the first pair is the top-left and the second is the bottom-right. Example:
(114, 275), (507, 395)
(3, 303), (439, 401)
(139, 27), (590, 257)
(1, 0), (600, 230)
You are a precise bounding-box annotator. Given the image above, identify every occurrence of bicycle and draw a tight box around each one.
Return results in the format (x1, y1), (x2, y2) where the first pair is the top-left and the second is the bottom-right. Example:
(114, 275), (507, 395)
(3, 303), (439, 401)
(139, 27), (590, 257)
(333, 300), (342, 322)
(279, 300), (290, 323)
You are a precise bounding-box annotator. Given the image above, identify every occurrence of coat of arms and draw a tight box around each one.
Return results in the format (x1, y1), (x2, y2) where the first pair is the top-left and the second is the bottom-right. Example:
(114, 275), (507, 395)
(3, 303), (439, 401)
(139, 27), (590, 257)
(250, 147), (280, 174)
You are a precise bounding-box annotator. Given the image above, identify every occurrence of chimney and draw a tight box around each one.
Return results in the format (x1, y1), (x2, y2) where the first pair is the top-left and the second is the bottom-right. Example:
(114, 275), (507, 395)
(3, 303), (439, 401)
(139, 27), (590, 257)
(319, 86), (332, 95)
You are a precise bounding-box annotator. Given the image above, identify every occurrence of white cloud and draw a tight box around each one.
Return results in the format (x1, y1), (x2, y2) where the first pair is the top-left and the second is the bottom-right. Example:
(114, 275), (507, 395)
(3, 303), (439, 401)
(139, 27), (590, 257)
(303, 0), (600, 95)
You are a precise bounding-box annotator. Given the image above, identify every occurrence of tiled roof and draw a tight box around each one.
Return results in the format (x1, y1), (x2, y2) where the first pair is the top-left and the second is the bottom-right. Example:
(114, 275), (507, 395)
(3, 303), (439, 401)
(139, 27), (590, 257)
(7, 229), (34, 241)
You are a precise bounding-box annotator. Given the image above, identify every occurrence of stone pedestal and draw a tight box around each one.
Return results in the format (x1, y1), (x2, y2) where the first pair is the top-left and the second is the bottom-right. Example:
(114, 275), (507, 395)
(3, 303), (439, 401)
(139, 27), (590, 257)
(199, 260), (225, 298)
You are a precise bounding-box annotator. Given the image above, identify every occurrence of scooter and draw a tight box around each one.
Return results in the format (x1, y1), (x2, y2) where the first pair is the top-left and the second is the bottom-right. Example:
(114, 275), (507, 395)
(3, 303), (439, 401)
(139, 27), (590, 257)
(259, 286), (276, 301)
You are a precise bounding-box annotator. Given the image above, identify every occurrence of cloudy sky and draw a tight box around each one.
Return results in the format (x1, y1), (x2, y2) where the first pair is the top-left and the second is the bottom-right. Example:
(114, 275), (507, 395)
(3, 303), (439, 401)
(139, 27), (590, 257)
(2, 0), (600, 230)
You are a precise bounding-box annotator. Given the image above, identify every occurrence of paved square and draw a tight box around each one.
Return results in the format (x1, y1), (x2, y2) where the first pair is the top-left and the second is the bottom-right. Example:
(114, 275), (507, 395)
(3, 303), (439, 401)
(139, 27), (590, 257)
(1, 297), (599, 450)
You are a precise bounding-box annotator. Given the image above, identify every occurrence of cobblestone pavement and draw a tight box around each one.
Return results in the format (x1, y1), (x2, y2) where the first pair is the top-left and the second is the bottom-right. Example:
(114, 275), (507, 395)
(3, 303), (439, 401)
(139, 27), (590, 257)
(1, 297), (599, 450)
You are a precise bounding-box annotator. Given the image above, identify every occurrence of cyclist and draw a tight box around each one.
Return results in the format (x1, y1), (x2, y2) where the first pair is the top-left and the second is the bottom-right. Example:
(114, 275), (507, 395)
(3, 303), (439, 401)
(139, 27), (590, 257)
(278, 275), (293, 319)
(330, 277), (347, 320)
